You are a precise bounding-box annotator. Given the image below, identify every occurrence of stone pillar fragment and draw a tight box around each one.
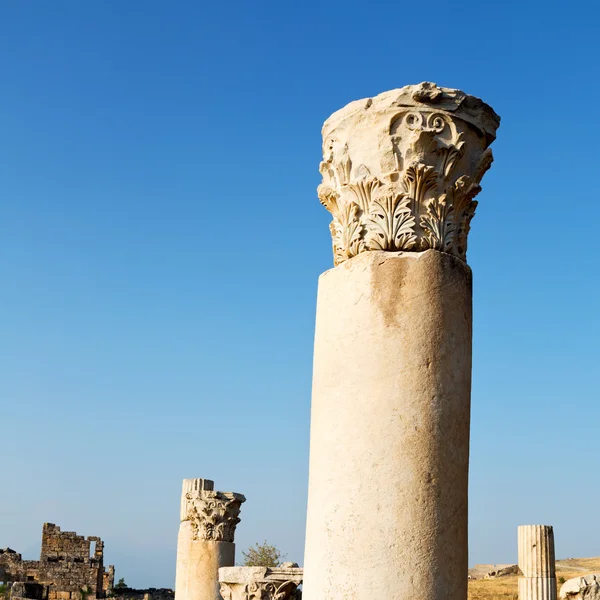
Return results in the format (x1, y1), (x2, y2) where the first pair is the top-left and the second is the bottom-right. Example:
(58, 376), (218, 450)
(303, 82), (500, 600)
(518, 525), (557, 600)
(219, 566), (303, 600)
(175, 478), (245, 600)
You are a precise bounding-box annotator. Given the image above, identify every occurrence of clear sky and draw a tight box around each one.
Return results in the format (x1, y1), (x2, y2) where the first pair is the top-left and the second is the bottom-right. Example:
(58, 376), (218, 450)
(0, 0), (598, 588)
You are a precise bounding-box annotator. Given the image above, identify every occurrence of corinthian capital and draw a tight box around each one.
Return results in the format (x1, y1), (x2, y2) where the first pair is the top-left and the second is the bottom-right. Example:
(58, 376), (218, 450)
(318, 82), (500, 265)
(182, 486), (246, 543)
(219, 566), (303, 600)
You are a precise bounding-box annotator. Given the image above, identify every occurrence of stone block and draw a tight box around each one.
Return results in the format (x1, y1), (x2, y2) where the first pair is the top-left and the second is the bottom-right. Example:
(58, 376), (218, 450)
(219, 566), (303, 600)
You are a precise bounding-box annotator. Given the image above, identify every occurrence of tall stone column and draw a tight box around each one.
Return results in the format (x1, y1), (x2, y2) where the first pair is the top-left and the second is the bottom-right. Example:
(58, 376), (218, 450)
(303, 82), (500, 600)
(518, 525), (557, 600)
(175, 479), (245, 600)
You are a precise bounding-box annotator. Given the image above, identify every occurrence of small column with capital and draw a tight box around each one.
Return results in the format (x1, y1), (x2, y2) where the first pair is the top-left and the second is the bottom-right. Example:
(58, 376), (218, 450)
(175, 478), (245, 600)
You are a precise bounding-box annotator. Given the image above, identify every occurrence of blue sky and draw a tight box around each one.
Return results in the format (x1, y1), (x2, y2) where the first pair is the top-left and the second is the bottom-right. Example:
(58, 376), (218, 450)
(0, 0), (598, 588)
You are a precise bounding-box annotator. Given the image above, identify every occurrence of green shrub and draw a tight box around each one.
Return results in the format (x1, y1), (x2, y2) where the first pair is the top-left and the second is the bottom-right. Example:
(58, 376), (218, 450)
(242, 541), (285, 567)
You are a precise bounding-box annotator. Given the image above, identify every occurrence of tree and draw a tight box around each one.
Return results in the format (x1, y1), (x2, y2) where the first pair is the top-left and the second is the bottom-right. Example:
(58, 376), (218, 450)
(242, 541), (284, 567)
(114, 578), (127, 590)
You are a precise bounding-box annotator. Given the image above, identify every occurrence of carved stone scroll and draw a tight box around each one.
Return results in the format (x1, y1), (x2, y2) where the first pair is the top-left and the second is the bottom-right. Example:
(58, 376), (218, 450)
(219, 566), (303, 600)
(318, 82), (500, 264)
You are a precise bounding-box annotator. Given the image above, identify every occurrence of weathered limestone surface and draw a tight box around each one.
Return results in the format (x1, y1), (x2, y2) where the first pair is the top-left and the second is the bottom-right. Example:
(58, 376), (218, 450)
(519, 525), (556, 578)
(518, 525), (557, 600)
(175, 479), (245, 600)
(218, 566), (303, 600)
(303, 250), (472, 599)
(303, 83), (499, 600)
(559, 574), (600, 600)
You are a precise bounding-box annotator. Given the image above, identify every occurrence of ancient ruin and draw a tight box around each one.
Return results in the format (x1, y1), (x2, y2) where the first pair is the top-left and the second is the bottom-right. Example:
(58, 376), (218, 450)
(518, 525), (557, 600)
(175, 479), (245, 600)
(303, 82), (500, 599)
(218, 564), (303, 600)
(559, 573), (600, 600)
(0, 525), (174, 600)
(0, 524), (113, 600)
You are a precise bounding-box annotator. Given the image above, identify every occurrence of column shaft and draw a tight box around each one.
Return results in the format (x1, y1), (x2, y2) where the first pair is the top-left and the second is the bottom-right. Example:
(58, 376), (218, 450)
(175, 479), (245, 600)
(175, 524), (234, 600)
(519, 577), (557, 600)
(303, 250), (472, 599)
(518, 525), (557, 600)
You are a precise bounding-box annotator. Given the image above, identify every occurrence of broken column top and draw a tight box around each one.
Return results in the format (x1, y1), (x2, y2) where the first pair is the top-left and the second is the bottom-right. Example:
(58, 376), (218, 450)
(182, 478), (214, 492)
(318, 81), (500, 266)
(180, 479), (214, 521)
(323, 82), (500, 144)
(518, 525), (556, 578)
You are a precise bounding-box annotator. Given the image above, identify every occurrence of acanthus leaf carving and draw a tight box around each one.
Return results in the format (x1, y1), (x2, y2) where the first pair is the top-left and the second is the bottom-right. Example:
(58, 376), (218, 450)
(337, 202), (365, 262)
(437, 133), (465, 178)
(245, 581), (301, 600)
(318, 83), (499, 264)
(184, 490), (245, 543)
(318, 185), (344, 265)
(402, 163), (438, 217)
(421, 195), (455, 253)
(319, 184), (364, 266)
(448, 176), (481, 259)
(348, 178), (380, 213)
(367, 191), (416, 251)
(317, 184), (339, 214)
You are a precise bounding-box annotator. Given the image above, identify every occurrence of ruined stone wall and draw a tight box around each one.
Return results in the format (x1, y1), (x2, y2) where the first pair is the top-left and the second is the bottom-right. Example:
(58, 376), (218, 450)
(0, 550), (23, 583)
(10, 582), (48, 600)
(101, 567), (114, 595)
(1, 525), (113, 600)
(34, 562), (102, 595)
(40, 525), (92, 563)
